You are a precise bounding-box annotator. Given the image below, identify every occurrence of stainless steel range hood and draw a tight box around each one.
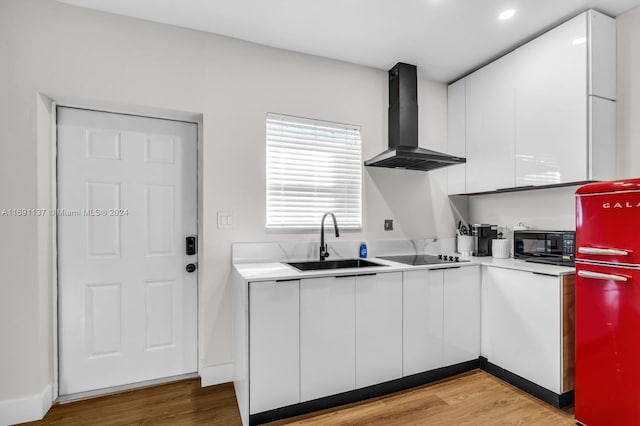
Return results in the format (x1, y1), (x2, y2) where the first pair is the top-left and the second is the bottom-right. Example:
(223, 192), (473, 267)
(365, 62), (466, 171)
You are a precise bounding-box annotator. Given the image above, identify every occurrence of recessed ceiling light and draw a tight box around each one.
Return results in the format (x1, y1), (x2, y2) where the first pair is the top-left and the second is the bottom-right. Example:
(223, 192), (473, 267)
(498, 9), (516, 20)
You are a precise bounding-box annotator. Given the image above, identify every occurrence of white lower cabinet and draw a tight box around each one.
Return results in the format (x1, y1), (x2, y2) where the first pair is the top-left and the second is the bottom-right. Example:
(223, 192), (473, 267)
(355, 272), (403, 388)
(443, 267), (481, 365)
(403, 269), (444, 375)
(238, 262), (572, 423)
(403, 266), (481, 376)
(249, 280), (300, 414)
(300, 276), (356, 402)
(483, 266), (561, 393)
(244, 265), (481, 420)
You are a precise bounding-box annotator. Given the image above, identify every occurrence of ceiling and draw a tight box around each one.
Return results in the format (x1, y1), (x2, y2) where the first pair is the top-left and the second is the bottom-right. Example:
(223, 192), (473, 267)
(57, 0), (640, 82)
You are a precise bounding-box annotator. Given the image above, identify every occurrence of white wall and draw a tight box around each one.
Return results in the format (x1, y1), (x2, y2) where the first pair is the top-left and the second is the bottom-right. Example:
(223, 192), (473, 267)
(468, 185), (579, 238)
(469, 5), (640, 235)
(0, 0), (454, 404)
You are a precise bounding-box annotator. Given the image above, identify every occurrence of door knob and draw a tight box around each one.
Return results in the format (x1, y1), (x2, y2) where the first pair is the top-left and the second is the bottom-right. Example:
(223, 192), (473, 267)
(185, 263), (197, 273)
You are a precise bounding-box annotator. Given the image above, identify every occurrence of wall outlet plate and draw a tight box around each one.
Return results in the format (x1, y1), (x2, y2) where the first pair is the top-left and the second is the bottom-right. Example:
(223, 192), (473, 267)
(384, 219), (393, 231)
(217, 211), (233, 229)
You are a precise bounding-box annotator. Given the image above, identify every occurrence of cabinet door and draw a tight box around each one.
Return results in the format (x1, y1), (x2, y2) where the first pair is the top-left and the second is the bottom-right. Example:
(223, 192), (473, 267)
(403, 269), (444, 376)
(249, 280), (299, 414)
(484, 267), (561, 393)
(465, 54), (516, 193)
(443, 267), (480, 365)
(588, 10), (616, 100)
(589, 96), (616, 181)
(447, 79), (466, 195)
(514, 12), (588, 186)
(355, 272), (402, 388)
(480, 266), (489, 357)
(300, 276), (356, 401)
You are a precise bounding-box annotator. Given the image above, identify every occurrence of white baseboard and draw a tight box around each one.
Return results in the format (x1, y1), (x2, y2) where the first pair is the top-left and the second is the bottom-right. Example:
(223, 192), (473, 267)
(0, 383), (52, 426)
(200, 363), (233, 387)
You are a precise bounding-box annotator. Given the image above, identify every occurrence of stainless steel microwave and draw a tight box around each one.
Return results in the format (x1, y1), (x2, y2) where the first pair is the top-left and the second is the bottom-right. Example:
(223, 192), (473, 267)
(513, 230), (575, 266)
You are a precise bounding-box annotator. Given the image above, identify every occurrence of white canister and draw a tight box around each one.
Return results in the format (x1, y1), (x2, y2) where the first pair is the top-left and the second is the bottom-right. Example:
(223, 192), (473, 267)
(457, 235), (474, 256)
(492, 239), (510, 259)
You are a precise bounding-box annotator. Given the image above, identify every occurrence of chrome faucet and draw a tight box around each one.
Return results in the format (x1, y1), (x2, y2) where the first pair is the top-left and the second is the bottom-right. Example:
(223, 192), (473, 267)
(319, 212), (340, 261)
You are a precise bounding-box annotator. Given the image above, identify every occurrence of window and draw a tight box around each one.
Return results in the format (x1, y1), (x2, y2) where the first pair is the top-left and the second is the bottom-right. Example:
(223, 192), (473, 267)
(266, 113), (362, 229)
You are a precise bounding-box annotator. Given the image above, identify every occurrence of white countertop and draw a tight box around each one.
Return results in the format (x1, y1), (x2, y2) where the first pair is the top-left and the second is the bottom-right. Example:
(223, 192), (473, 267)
(233, 255), (574, 282)
(472, 257), (575, 276)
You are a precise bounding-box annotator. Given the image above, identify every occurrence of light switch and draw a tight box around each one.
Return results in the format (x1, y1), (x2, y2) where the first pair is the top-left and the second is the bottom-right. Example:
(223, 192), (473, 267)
(217, 211), (234, 229)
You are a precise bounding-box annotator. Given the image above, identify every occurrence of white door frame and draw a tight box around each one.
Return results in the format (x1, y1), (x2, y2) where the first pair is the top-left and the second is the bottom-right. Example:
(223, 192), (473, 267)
(50, 101), (202, 401)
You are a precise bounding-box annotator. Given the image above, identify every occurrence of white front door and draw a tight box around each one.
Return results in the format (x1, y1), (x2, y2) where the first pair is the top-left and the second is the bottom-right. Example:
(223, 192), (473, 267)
(57, 107), (198, 396)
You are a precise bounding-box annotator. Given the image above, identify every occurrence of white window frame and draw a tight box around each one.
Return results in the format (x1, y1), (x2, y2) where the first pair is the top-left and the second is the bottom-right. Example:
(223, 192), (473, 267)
(266, 113), (362, 230)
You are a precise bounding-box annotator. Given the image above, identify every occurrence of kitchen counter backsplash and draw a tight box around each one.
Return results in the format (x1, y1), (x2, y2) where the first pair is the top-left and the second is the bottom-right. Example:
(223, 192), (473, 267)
(232, 238), (456, 264)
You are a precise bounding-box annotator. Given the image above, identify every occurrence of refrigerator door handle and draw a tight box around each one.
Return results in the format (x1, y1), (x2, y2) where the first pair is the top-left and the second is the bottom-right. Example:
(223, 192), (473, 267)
(578, 247), (629, 256)
(578, 270), (629, 282)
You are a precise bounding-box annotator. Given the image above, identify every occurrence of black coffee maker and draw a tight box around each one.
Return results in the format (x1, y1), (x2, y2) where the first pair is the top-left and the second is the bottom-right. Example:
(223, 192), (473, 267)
(471, 224), (498, 256)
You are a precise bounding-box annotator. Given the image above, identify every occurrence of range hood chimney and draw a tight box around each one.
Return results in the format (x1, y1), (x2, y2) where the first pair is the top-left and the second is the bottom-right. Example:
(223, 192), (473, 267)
(364, 62), (466, 171)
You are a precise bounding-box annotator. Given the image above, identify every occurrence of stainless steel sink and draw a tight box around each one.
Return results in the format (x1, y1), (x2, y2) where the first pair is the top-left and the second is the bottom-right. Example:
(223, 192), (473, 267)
(285, 258), (385, 271)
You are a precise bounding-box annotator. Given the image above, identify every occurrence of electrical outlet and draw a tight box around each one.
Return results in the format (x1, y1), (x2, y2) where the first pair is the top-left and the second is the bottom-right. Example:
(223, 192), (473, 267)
(384, 219), (393, 231)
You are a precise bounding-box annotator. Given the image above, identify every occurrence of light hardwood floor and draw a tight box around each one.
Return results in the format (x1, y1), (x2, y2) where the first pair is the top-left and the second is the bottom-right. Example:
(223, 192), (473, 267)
(23, 371), (575, 425)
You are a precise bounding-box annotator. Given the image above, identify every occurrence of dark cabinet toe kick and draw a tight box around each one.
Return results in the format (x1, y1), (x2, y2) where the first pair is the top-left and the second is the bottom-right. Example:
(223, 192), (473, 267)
(250, 357), (573, 425)
(479, 356), (574, 408)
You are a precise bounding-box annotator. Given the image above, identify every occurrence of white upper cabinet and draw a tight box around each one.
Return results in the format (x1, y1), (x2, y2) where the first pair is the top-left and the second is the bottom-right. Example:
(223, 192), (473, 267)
(514, 12), (588, 187)
(589, 96), (616, 181)
(447, 79), (466, 194)
(588, 10), (616, 100)
(465, 55), (516, 193)
(447, 9), (616, 195)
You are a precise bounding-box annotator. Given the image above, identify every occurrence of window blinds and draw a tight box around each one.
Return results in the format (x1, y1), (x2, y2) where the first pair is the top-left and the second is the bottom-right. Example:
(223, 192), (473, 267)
(266, 113), (362, 229)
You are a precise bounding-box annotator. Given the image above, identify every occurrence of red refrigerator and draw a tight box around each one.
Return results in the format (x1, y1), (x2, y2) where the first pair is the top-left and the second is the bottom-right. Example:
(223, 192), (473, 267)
(576, 179), (640, 425)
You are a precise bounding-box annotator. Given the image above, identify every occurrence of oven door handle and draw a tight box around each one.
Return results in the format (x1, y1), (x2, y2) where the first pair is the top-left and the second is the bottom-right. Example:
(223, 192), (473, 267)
(578, 247), (629, 256)
(578, 270), (628, 282)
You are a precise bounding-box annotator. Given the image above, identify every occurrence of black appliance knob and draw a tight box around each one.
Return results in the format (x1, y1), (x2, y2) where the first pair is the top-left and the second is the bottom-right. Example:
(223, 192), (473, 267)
(448, 256), (454, 261)
(454, 256), (460, 262)
(438, 254), (443, 259)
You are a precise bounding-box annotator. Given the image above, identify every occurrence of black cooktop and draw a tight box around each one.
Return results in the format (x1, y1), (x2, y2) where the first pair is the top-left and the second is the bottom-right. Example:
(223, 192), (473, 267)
(378, 254), (469, 266)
